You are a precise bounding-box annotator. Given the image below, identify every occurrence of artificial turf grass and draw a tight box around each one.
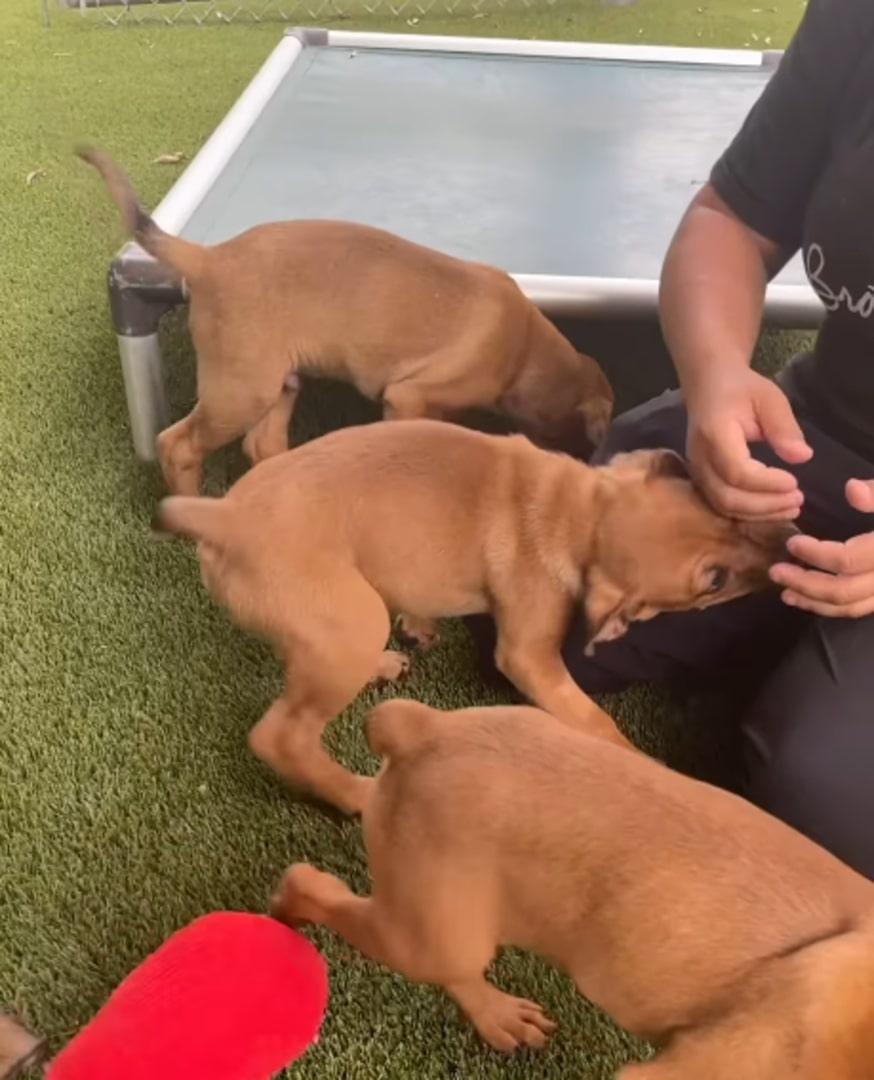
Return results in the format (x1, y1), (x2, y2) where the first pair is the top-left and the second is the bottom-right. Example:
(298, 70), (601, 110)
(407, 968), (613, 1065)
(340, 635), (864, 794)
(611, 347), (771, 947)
(1, 0), (809, 1075)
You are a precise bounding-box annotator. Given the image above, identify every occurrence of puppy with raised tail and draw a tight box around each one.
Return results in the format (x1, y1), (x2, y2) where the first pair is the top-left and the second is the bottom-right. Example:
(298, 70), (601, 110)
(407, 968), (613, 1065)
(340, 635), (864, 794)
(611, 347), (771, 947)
(77, 145), (614, 494)
(271, 697), (874, 1078)
(153, 418), (794, 816)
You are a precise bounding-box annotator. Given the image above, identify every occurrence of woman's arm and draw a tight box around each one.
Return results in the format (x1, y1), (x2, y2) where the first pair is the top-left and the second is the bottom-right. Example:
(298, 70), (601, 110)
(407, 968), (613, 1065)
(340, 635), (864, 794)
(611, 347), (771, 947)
(659, 0), (874, 408)
(659, 184), (811, 520)
(653, 0), (874, 519)
(659, 183), (789, 408)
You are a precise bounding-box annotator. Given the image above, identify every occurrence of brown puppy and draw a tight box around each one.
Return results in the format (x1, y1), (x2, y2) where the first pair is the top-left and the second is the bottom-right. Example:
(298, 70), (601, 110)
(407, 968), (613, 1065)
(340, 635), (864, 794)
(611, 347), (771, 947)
(271, 698), (874, 1078)
(77, 145), (614, 494)
(153, 418), (793, 817)
(0, 1014), (45, 1080)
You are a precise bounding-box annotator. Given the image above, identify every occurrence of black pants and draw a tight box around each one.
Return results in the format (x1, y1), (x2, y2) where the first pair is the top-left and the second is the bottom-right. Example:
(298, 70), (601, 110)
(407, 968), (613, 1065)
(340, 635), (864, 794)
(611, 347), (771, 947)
(468, 373), (874, 880)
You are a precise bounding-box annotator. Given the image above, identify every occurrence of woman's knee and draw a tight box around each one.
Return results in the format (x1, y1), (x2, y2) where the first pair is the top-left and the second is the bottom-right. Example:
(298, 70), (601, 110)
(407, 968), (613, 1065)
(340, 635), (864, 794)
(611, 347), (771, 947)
(593, 388), (688, 464)
(740, 616), (874, 880)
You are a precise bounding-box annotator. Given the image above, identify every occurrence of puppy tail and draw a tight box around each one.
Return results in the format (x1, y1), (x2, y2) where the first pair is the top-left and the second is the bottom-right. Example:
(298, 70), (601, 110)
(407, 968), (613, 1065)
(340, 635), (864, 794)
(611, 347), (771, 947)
(152, 496), (233, 546)
(365, 699), (440, 762)
(76, 144), (205, 282)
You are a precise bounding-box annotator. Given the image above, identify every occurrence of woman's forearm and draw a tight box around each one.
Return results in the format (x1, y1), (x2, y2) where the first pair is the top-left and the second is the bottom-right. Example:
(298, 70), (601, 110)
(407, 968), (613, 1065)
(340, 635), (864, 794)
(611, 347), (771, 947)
(658, 184), (788, 405)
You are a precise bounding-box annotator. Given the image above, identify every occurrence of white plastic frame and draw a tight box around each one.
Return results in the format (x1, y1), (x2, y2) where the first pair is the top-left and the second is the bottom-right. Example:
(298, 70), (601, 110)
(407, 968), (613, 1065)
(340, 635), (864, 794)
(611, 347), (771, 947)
(137, 28), (823, 327)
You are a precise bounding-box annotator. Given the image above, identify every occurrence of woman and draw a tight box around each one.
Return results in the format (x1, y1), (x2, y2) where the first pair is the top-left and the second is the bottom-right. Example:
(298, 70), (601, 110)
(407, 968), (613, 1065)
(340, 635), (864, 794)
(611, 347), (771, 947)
(475, 0), (874, 879)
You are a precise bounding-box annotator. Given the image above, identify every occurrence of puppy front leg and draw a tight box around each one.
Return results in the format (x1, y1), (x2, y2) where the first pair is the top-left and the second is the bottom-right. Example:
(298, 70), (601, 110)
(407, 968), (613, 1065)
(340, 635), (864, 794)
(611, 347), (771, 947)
(494, 601), (635, 751)
(382, 382), (443, 422)
(395, 614), (441, 650)
(445, 979), (557, 1053)
(156, 409), (207, 495)
(500, 648), (633, 751)
(242, 376), (300, 465)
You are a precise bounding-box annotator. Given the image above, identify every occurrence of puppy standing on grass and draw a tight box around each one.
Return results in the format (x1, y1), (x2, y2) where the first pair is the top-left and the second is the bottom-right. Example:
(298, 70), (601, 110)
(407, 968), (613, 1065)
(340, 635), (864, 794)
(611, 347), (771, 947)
(77, 145), (615, 495)
(153, 418), (794, 817)
(271, 697), (874, 1079)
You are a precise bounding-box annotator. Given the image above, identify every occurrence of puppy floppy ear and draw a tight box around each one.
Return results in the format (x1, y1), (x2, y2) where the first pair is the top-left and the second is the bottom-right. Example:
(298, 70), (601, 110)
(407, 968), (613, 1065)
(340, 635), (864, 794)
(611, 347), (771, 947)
(737, 518), (801, 550)
(605, 447), (690, 481)
(645, 448), (689, 481)
(576, 395), (613, 448)
(582, 568), (633, 656)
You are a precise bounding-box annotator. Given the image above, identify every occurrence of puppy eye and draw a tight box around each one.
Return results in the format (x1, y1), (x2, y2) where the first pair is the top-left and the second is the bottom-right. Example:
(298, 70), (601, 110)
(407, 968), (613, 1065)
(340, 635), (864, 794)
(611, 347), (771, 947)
(705, 566), (730, 593)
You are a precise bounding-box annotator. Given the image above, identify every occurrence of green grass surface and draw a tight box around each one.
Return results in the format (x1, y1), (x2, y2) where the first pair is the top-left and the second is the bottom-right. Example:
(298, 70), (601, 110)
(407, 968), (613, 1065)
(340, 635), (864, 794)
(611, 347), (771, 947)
(1, 0), (809, 1075)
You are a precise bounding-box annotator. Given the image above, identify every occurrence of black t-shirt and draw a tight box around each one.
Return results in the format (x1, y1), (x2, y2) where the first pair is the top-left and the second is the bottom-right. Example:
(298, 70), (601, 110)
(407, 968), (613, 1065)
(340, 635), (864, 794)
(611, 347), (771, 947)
(709, 0), (874, 462)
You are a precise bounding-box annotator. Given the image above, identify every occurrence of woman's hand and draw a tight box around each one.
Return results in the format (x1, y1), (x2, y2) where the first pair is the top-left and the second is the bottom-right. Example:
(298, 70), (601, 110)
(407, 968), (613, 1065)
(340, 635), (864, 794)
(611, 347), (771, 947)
(770, 480), (874, 617)
(685, 367), (813, 521)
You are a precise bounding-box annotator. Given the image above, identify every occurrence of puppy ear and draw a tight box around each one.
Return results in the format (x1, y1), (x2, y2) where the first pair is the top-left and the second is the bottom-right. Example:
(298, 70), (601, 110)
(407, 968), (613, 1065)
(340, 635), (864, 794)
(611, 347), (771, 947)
(737, 519), (800, 550)
(584, 605), (629, 657)
(639, 447), (689, 481)
(605, 448), (689, 481)
(577, 395), (613, 448)
(582, 570), (632, 656)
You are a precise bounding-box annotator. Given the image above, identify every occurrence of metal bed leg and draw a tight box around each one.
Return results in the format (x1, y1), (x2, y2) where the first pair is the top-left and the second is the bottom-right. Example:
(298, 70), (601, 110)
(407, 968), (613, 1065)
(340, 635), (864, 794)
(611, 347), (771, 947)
(108, 251), (183, 465)
(118, 332), (168, 463)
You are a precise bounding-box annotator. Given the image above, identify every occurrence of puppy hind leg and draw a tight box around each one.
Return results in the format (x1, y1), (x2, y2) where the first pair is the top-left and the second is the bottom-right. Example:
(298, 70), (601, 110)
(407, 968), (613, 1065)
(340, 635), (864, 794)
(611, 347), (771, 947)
(365, 825), (556, 1053)
(248, 583), (393, 816)
(269, 866), (554, 1052)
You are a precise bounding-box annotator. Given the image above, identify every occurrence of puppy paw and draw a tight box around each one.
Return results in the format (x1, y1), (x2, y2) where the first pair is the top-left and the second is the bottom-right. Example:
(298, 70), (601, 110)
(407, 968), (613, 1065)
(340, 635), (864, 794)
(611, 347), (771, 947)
(337, 775), (376, 818)
(395, 615), (441, 650)
(449, 981), (557, 1053)
(269, 864), (349, 928)
(476, 995), (557, 1053)
(370, 650), (411, 686)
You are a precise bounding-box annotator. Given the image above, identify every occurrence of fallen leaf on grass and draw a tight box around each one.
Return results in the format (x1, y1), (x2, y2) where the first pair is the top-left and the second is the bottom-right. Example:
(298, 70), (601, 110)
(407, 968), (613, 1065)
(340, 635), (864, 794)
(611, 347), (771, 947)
(26, 169), (46, 187)
(152, 152), (186, 165)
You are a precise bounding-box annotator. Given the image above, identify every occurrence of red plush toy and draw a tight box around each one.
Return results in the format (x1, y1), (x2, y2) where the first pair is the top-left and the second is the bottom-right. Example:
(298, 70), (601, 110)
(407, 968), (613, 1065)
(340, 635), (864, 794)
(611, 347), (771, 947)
(46, 912), (328, 1080)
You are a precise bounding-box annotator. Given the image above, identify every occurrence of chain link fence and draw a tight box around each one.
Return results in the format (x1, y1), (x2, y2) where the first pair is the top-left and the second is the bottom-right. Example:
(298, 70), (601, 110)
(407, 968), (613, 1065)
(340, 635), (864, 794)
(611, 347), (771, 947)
(51, 0), (561, 25)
